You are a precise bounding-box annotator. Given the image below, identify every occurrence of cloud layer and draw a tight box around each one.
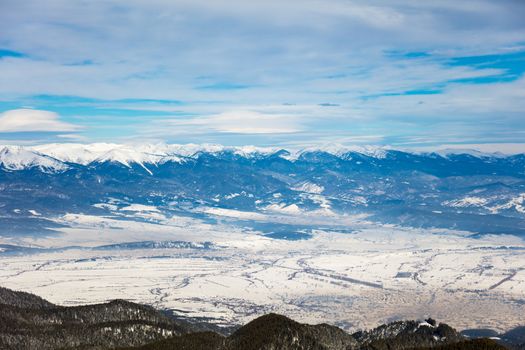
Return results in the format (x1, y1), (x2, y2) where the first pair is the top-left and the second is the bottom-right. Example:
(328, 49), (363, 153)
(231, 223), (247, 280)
(0, 109), (80, 133)
(0, 0), (524, 148)
(166, 111), (302, 134)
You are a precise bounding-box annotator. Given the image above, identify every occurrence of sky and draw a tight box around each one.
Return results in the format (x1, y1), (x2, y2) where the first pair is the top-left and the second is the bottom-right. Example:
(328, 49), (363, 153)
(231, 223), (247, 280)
(0, 0), (525, 150)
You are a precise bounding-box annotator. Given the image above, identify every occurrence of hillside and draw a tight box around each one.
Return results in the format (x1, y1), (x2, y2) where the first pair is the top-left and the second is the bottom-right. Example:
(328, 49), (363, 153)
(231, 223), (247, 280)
(0, 286), (518, 350)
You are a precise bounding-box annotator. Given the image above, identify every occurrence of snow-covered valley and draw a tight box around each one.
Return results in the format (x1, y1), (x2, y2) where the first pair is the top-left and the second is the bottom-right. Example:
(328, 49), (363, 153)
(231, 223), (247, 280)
(0, 209), (523, 334)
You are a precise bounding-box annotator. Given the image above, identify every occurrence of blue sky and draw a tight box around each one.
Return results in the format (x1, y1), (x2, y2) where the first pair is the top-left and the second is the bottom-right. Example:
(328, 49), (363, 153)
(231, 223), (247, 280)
(0, 0), (524, 150)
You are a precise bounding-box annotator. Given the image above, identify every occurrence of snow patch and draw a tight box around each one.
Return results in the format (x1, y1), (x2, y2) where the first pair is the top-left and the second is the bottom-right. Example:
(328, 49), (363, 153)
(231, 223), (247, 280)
(93, 203), (119, 211)
(200, 207), (267, 220)
(120, 204), (160, 212)
(264, 203), (302, 215)
(224, 193), (241, 200)
(443, 197), (488, 208)
(292, 182), (324, 194)
(418, 321), (435, 329)
(489, 193), (525, 214)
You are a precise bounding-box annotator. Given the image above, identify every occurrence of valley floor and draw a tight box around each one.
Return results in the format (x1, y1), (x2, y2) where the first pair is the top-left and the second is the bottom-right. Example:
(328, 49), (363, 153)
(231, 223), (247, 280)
(0, 210), (524, 333)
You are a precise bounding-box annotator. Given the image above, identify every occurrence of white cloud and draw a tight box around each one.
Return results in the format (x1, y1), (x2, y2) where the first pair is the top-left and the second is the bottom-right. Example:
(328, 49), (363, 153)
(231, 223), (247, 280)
(168, 110), (302, 134)
(0, 109), (80, 133)
(0, 0), (523, 101)
(0, 1), (524, 146)
(57, 133), (88, 141)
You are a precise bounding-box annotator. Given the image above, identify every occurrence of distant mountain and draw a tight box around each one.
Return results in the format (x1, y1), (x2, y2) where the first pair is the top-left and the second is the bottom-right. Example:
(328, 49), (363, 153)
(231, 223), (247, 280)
(1, 143), (525, 237)
(1, 143), (523, 173)
(0, 286), (515, 350)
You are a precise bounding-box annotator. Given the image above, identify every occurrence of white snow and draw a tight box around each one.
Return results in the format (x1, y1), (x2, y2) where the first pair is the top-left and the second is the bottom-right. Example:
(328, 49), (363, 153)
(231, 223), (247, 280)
(308, 194), (333, 212)
(418, 321), (435, 328)
(30, 143), (278, 168)
(0, 214), (523, 333)
(264, 203), (303, 214)
(433, 148), (508, 159)
(199, 207), (267, 220)
(4, 143), (518, 171)
(278, 145), (390, 161)
(0, 146), (68, 172)
(339, 145), (389, 158)
(32, 143), (121, 165)
(443, 197), (488, 208)
(292, 182), (324, 194)
(120, 204), (160, 212)
(490, 193), (525, 214)
(224, 193), (241, 200)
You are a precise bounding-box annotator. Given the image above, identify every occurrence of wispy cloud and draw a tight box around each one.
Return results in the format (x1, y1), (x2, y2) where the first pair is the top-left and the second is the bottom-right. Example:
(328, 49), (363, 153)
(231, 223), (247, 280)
(0, 109), (81, 133)
(0, 0), (524, 146)
(160, 110), (303, 135)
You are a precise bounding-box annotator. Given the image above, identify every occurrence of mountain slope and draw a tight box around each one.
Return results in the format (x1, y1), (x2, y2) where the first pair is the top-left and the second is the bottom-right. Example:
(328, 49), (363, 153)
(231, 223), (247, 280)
(353, 319), (463, 349)
(224, 313), (358, 350)
(0, 286), (54, 308)
(0, 287), (515, 350)
(2, 143), (525, 238)
(122, 314), (507, 350)
(0, 287), (199, 350)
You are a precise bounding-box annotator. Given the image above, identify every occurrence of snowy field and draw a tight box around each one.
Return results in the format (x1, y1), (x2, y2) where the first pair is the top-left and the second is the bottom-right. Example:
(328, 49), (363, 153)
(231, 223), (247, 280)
(0, 208), (524, 333)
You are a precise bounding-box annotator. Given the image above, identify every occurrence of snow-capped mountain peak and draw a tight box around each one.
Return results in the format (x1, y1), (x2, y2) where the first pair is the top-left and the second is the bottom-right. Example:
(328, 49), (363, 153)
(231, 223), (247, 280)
(0, 143), (522, 172)
(0, 146), (68, 173)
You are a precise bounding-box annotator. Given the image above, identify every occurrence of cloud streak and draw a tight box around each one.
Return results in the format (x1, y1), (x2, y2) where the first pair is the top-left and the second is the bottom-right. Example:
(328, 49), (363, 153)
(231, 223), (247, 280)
(0, 0), (523, 147)
(166, 111), (302, 134)
(0, 109), (81, 133)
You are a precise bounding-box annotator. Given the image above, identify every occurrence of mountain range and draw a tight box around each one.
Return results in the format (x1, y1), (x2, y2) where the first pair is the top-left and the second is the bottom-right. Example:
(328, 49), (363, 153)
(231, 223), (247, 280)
(1, 143), (524, 238)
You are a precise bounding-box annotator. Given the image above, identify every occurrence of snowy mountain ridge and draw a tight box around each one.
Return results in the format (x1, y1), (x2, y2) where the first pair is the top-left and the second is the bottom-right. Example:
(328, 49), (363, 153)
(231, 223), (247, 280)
(0, 143), (521, 172)
(0, 146), (69, 173)
(1, 141), (525, 253)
